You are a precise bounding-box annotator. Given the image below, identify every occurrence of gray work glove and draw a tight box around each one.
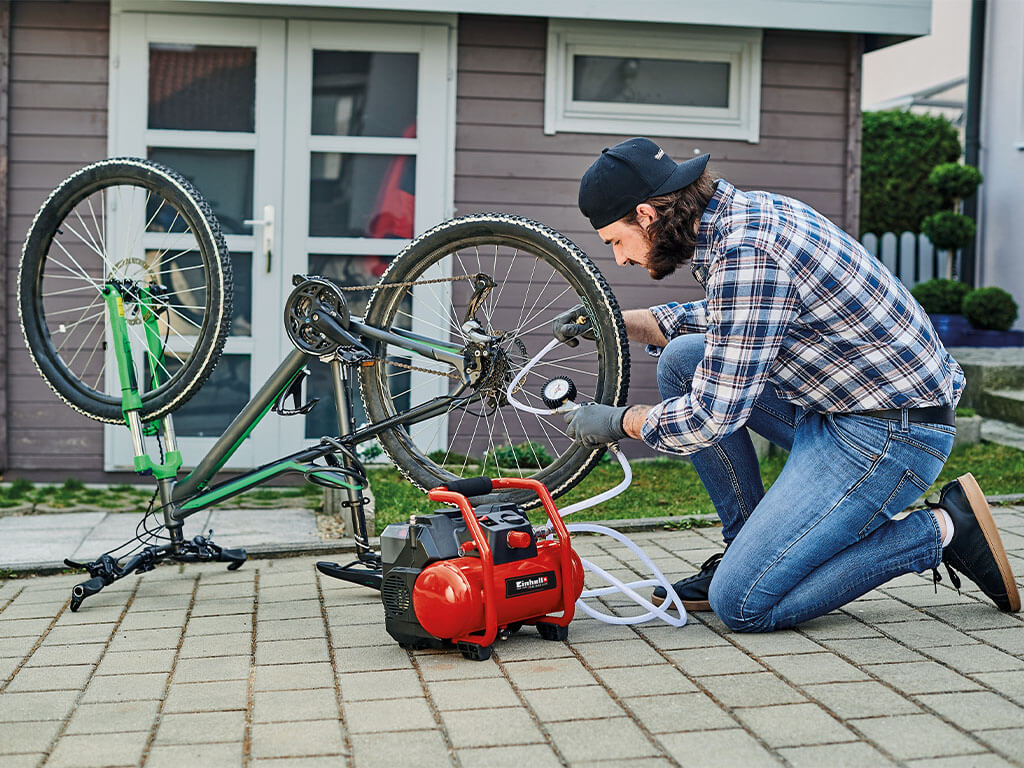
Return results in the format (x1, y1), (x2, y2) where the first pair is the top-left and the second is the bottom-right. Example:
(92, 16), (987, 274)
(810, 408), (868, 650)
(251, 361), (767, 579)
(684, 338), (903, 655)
(564, 403), (628, 446)
(552, 303), (597, 347)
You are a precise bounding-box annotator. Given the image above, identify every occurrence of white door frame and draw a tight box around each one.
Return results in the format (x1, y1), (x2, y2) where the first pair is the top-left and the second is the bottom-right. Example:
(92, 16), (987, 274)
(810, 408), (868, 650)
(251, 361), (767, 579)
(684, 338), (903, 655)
(106, 8), (457, 472)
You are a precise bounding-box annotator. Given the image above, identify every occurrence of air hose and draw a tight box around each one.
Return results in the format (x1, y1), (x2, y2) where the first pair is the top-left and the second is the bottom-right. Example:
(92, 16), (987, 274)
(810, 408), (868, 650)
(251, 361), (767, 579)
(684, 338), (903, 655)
(506, 338), (688, 627)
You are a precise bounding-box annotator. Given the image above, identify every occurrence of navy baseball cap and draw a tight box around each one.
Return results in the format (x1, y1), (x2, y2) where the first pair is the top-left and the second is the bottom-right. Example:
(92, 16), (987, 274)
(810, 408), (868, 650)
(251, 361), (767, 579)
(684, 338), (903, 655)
(578, 138), (710, 229)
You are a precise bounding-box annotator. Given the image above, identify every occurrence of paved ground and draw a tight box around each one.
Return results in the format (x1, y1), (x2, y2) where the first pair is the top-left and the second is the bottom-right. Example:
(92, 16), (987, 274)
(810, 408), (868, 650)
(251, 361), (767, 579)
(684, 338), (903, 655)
(1, 506), (1023, 767)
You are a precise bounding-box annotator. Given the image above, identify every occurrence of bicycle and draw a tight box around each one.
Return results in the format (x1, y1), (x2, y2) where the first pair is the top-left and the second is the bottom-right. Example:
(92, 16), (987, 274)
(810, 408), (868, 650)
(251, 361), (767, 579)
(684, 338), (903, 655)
(17, 157), (630, 610)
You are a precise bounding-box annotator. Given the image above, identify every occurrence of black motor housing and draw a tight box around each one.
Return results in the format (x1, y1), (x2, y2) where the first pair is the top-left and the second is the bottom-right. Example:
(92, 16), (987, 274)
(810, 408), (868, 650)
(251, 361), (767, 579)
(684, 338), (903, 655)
(380, 503), (535, 648)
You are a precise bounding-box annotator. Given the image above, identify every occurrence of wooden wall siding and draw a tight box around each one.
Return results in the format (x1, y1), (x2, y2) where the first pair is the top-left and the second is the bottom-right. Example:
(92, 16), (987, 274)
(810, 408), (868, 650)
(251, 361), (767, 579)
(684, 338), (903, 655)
(454, 16), (856, 456)
(5, 0), (109, 477)
(1, 1), (10, 473)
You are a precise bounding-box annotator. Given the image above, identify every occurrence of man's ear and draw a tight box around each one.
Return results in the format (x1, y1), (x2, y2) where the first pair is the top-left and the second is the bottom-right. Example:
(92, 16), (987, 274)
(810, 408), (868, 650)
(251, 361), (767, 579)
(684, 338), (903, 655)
(635, 203), (657, 229)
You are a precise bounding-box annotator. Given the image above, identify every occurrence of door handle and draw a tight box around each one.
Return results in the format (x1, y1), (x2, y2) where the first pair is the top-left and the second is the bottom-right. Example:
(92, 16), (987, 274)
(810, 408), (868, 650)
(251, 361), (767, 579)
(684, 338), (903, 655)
(243, 204), (274, 273)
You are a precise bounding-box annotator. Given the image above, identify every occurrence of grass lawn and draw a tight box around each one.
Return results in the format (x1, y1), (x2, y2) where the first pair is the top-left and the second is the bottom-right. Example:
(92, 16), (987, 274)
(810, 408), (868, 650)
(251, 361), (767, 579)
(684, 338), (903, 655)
(368, 441), (1024, 533)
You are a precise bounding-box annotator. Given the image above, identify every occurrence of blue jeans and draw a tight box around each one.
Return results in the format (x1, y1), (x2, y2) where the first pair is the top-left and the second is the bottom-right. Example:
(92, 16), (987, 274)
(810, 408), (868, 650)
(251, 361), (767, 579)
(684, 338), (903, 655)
(658, 334), (955, 632)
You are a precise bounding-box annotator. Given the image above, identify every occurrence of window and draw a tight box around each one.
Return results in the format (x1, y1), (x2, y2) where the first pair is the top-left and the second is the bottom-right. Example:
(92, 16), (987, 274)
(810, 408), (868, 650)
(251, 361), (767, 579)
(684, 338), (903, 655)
(545, 21), (762, 142)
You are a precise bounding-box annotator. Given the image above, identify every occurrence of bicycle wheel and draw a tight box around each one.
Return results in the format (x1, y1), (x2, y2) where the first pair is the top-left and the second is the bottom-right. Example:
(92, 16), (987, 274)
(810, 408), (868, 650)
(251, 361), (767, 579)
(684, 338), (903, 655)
(19, 158), (232, 424)
(360, 213), (629, 507)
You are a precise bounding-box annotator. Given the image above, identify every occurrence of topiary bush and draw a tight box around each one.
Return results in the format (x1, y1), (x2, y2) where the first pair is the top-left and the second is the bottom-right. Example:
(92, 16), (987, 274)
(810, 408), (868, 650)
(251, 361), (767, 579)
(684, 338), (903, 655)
(962, 287), (1019, 331)
(928, 163), (983, 204)
(910, 278), (971, 315)
(920, 211), (977, 252)
(860, 111), (961, 235)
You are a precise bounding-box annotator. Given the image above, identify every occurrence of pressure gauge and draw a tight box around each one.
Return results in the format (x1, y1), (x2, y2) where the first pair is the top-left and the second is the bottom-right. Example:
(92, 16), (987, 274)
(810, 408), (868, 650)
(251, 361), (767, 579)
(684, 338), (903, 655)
(541, 377), (577, 409)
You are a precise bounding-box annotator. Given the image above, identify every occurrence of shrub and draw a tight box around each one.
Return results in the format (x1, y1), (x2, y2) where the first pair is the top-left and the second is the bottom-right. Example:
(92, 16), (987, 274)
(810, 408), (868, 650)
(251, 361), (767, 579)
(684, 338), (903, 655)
(910, 278), (971, 314)
(962, 287), (1019, 331)
(921, 211), (977, 252)
(483, 441), (553, 470)
(860, 111), (961, 235)
(928, 163), (983, 204)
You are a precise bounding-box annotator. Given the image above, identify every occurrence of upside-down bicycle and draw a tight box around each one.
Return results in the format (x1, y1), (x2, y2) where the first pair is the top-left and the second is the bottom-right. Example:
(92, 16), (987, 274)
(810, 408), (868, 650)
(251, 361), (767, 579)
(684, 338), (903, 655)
(18, 157), (630, 610)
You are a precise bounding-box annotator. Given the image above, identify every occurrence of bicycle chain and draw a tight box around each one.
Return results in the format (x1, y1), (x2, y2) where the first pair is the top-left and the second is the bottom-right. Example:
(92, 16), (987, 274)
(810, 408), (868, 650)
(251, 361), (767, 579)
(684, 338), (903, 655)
(341, 273), (481, 380)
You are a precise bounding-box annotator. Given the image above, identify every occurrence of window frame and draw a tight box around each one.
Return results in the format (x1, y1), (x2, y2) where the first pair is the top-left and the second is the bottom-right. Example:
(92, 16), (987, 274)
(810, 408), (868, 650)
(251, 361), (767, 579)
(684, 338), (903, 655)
(544, 20), (762, 143)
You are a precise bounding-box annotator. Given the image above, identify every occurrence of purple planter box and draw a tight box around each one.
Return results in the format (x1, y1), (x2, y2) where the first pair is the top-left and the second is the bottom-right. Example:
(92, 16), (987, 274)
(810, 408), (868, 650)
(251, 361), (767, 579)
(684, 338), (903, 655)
(928, 314), (971, 346)
(961, 328), (1024, 347)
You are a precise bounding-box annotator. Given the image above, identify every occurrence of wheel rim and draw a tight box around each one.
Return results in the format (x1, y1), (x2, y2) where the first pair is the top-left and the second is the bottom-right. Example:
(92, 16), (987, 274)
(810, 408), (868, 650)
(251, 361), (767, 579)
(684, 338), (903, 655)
(366, 232), (621, 485)
(32, 177), (217, 411)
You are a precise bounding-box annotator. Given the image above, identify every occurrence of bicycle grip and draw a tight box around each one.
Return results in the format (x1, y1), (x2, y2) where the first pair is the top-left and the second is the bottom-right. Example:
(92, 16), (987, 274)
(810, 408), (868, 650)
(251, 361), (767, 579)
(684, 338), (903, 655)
(72, 576), (106, 599)
(443, 477), (493, 498)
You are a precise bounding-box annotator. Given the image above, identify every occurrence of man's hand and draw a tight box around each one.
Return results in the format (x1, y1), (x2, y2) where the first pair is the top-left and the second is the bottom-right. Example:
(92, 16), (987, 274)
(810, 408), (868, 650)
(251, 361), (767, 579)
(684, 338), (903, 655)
(552, 304), (597, 347)
(564, 403), (628, 446)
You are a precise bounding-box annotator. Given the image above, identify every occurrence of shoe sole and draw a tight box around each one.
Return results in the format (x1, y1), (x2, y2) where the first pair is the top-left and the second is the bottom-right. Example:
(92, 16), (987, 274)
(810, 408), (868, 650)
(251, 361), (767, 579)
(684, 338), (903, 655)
(958, 472), (1021, 612)
(650, 593), (711, 612)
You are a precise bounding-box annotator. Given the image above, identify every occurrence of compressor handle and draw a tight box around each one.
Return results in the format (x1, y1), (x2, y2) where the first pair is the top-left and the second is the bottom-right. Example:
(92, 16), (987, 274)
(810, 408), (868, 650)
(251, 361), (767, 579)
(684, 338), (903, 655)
(442, 476), (494, 498)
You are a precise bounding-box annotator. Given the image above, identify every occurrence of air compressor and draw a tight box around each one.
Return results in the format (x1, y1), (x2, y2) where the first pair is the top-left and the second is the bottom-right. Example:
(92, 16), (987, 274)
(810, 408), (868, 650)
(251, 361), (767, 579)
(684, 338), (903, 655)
(378, 475), (585, 660)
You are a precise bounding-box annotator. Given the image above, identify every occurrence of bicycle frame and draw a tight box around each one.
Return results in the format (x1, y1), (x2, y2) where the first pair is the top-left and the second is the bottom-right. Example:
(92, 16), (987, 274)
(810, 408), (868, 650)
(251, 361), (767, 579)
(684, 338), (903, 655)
(105, 282), (478, 556)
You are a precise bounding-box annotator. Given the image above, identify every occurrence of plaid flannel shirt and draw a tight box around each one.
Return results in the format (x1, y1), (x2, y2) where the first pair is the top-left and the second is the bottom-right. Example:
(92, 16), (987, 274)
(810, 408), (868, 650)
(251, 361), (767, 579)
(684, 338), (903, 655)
(641, 180), (965, 455)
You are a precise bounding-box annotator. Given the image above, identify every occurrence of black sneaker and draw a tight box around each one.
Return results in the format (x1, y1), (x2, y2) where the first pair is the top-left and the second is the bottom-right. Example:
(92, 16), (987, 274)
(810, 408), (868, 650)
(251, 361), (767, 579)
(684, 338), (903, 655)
(932, 473), (1020, 612)
(651, 550), (725, 612)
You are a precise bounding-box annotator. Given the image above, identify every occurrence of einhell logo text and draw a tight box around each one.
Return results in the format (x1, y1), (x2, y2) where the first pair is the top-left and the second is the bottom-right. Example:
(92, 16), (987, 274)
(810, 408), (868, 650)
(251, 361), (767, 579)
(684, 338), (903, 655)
(505, 570), (558, 598)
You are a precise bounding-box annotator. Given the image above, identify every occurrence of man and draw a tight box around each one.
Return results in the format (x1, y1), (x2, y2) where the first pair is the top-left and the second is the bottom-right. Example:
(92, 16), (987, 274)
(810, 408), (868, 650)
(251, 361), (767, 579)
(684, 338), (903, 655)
(554, 137), (1020, 632)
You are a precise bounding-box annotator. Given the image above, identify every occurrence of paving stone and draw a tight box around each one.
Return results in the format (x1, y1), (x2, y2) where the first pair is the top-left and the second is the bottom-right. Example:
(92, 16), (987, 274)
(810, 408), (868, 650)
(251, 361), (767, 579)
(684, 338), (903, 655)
(622, 692), (736, 733)
(697, 672), (806, 708)
(95, 648), (176, 676)
(658, 727), (780, 766)
(256, 600), (322, 622)
(107, 627), (182, 653)
(570, 638), (666, 669)
(851, 713), (983, 760)
(332, 643), (412, 673)
(762, 652), (870, 685)
(779, 742), (898, 767)
(338, 669), (425, 701)
(519, 685), (625, 722)
(254, 661), (334, 691)
(592, 664), (698, 698)
(546, 716), (660, 762)
(253, 688), (339, 723)
(924, 643), (1024, 674)
(117, 608), (189, 631)
(817, 636), (926, 665)
(916, 691), (1024, 730)
(924, 603), (1024, 631)
(5, 663), (93, 692)
(458, 743), (562, 768)
(490, 636), (575, 662)
(328, 621), (394, 649)
(65, 699), (161, 735)
(349, 730), (450, 768)
(81, 671), (168, 703)
(250, 757), (343, 768)
(637, 623), (731, 651)
(428, 677), (519, 710)
(343, 696), (437, 733)
(726, 630), (824, 657)
(145, 741), (245, 768)
(163, 680), (250, 713)
(251, 718), (347, 759)
(0, 719), (64, 753)
(415, 652), (503, 682)
(0, 691), (77, 722)
(971, 627), (1024, 656)
(179, 631), (252, 659)
(0, 636), (37, 658)
(876, 619), (980, 648)
(46, 730), (149, 768)
(973, 670), (1024, 707)
(256, 617), (325, 641)
(44, 623), (117, 646)
(501, 657), (596, 690)
(189, 597), (256, 618)
(975, 726), (1024, 762)
(153, 710), (247, 744)
(255, 638), (329, 665)
(733, 702), (857, 748)
(803, 680), (921, 719)
(799, 615), (882, 640)
(173, 655), (251, 683)
(862, 660), (982, 695)
(184, 614), (254, 637)
(440, 707), (545, 748)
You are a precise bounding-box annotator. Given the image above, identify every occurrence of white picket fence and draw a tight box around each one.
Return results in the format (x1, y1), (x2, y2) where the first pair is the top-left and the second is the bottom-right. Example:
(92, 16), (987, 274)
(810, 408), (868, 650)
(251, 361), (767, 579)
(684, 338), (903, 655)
(860, 232), (956, 289)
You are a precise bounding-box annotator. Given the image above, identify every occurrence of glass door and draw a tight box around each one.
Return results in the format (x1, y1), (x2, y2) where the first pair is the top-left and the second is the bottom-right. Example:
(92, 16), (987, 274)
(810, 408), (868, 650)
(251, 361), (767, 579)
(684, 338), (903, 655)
(279, 20), (451, 455)
(107, 12), (453, 471)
